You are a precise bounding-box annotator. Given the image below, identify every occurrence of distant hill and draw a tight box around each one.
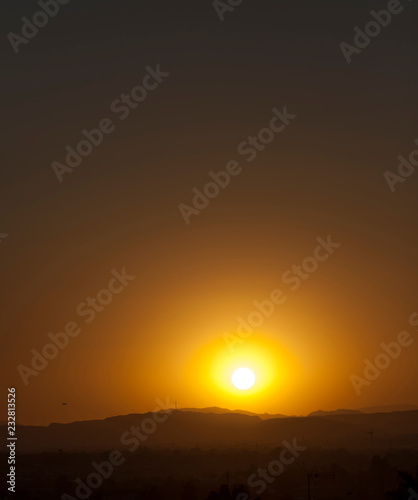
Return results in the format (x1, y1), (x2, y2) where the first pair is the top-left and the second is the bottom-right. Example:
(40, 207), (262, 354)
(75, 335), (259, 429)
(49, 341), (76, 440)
(308, 409), (363, 417)
(7, 409), (418, 453)
(180, 405), (418, 419)
(179, 407), (288, 419)
(357, 404), (418, 414)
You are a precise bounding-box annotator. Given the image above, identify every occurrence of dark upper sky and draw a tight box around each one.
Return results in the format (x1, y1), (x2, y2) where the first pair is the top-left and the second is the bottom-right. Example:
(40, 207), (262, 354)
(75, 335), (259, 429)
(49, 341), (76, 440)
(1, 0), (418, 425)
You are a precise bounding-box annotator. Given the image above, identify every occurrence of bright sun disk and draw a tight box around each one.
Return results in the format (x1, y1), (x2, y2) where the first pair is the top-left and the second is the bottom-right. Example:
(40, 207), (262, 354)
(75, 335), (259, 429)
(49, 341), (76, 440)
(232, 367), (255, 390)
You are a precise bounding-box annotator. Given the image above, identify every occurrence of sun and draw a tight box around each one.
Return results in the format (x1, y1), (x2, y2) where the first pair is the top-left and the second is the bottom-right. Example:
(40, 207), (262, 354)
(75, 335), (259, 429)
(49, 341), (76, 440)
(232, 367), (255, 390)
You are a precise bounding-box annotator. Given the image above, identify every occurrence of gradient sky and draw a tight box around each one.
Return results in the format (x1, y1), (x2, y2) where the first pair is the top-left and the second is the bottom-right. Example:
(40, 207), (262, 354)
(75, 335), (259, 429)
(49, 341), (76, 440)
(1, 0), (418, 426)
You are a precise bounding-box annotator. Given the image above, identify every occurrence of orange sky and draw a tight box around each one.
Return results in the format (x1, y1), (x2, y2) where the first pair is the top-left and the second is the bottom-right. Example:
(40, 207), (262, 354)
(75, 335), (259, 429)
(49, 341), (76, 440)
(1, 1), (418, 426)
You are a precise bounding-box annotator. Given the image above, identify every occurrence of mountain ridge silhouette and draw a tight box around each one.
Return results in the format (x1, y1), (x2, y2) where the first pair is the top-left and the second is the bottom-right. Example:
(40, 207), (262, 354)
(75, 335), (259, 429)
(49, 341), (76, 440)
(7, 407), (418, 452)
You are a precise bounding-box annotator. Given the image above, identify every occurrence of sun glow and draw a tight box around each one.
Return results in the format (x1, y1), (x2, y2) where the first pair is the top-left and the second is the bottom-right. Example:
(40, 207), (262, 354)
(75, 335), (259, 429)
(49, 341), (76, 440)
(183, 333), (303, 412)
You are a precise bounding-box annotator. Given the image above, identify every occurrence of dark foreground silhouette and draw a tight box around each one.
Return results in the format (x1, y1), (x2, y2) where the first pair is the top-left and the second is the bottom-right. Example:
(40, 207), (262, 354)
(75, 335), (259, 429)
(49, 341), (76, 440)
(2, 410), (417, 499)
(1, 447), (417, 500)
